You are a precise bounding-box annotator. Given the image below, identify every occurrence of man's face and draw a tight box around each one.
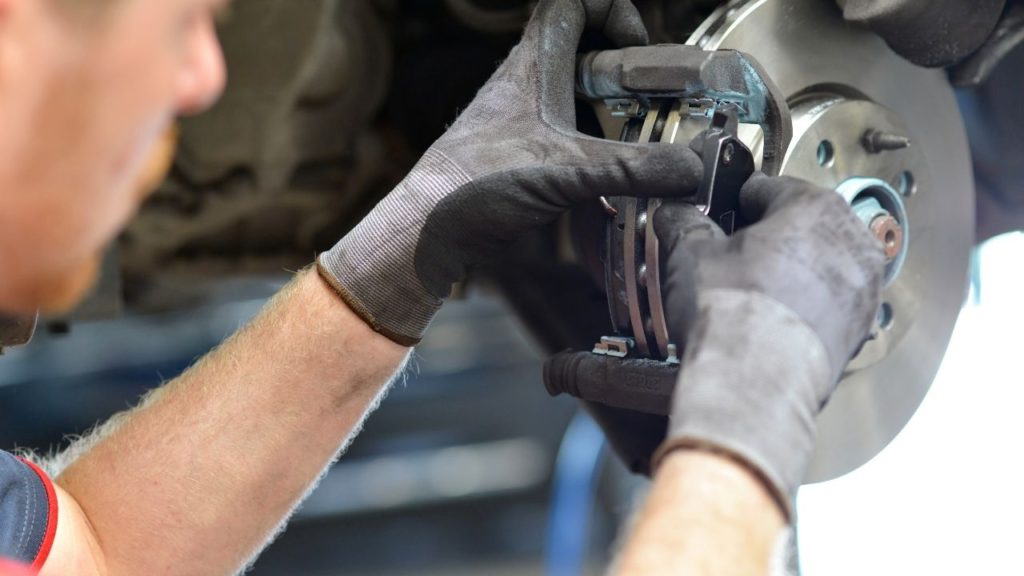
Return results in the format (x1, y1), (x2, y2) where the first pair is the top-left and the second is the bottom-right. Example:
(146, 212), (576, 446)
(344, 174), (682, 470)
(0, 0), (227, 313)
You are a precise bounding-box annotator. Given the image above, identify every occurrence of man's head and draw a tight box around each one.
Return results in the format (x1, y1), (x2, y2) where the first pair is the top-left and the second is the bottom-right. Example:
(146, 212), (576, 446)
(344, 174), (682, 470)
(0, 0), (227, 313)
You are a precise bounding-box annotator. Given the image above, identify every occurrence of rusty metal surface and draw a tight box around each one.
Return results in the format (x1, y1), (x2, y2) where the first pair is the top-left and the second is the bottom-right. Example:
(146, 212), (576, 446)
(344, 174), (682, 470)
(122, 0), (397, 310)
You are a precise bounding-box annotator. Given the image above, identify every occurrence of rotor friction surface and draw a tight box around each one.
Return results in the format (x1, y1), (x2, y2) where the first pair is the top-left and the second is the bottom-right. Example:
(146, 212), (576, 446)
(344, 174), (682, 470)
(689, 0), (974, 482)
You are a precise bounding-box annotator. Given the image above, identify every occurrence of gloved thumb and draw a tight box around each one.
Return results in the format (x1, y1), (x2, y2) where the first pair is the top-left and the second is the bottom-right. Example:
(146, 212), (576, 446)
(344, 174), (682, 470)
(653, 201), (725, 250)
(564, 139), (705, 202)
(591, 0), (650, 48)
(738, 173), (828, 223)
(836, 0), (1004, 67)
(651, 201), (720, 353)
(526, 0), (649, 52)
(521, 0), (648, 132)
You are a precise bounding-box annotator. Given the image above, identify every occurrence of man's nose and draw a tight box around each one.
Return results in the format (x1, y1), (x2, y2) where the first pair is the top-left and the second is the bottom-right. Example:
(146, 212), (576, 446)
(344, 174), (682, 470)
(175, 16), (227, 116)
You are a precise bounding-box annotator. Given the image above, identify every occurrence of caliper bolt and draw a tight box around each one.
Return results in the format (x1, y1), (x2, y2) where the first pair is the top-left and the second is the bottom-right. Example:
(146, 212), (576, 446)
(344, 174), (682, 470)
(722, 142), (736, 166)
(862, 129), (911, 154)
(870, 213), (903, 261)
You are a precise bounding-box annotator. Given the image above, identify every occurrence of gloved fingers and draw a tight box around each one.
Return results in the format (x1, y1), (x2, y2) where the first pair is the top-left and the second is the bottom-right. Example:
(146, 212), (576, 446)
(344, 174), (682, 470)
(659, 231), (701, 355)
(563, 138), (704, 201)
(739, 175), (886, 264)
(837, 0), (1004, 68)
(653, 202), (725, 252)
(650, 202), (719, 348)
(686, 128), (713, 158)
(517, 0), (648, 130)
(737, 172), (780, 222)
(738, 173), (845, 223)
(526, 0), (648, 48)
(589, 0), (650, 48)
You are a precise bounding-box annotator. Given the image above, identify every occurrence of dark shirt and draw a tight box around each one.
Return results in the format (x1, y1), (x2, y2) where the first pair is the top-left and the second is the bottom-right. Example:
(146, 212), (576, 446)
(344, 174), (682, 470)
(0, 451), (55, 571)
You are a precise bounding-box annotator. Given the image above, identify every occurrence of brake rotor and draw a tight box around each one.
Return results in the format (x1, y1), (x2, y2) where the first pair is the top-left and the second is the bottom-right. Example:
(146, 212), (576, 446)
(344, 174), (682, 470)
(683, 0), (974, 482)
(590, 0), (974, 481)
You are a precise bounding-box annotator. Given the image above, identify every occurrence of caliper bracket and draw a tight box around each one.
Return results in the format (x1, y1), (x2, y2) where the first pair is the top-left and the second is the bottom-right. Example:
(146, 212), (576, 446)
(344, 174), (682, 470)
(576, 45), (792, 175)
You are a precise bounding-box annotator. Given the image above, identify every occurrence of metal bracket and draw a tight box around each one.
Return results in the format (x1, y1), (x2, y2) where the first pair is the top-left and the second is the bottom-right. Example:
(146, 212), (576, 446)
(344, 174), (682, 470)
(577, 45), (792, 176)
(697, 106), (756, 234)
(604, 98), (646, 118)
(592, 336), (634, 358)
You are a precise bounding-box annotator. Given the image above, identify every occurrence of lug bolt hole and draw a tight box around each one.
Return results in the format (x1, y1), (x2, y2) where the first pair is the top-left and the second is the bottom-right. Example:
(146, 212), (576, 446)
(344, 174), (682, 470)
(899, 171), (917, 197)
(878, 302), (894, 331)
(817, 140), (836, 168)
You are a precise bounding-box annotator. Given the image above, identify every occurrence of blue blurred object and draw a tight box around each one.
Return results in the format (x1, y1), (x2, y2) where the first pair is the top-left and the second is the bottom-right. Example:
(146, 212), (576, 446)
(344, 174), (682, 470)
(545, 410), (607, 576)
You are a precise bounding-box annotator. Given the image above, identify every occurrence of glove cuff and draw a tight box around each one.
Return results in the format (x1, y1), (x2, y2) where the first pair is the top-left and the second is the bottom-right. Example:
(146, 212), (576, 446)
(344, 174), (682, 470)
(655, 289), (832, 521)
(315, 259), (426, 347)
(652, 437), (793, 522)
(316, 149), (471, 347)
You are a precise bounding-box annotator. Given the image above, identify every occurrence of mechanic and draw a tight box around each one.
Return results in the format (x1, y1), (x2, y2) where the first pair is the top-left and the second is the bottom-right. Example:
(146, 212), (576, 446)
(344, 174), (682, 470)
(1, 0), (980, 573)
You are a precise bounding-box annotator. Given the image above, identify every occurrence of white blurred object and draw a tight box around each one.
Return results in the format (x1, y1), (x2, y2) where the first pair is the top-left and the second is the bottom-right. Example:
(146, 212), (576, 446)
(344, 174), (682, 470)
(798, 232), (1024, 575)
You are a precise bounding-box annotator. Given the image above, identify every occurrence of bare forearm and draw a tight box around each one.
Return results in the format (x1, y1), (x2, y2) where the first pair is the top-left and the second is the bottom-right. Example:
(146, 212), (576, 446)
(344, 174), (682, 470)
(613, 450), (787, 576)
(54, 269), (409, 575)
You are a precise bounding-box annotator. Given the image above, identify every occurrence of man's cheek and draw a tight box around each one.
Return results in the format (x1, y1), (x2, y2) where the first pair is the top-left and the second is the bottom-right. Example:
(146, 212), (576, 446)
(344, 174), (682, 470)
(35, 253), (103, 315)
(133, 123), (178, 202)
(33, 125), (179, 315)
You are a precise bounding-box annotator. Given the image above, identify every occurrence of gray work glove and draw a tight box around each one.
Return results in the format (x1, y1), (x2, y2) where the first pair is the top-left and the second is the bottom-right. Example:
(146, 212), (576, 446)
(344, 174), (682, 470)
(836, 0), (1005, 67)
(318, 0), (702, 346)
(652, 174), (886, 520)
